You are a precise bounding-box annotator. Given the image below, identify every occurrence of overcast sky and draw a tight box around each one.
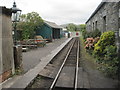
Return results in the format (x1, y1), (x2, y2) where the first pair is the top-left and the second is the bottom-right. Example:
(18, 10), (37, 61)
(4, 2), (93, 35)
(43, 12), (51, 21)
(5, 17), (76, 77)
(0, 0), (102, 25)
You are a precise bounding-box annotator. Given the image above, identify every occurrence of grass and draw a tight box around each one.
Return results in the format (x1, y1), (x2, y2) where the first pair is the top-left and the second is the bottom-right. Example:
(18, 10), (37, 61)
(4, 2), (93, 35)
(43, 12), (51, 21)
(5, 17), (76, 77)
(79, 36), (97, 69)
(80, 36), (119, 78)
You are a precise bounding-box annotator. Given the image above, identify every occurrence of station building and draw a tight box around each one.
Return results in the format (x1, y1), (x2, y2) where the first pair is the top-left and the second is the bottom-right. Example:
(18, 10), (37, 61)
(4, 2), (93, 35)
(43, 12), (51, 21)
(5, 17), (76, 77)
(86, 1), (120, 55)
(36, 21), (63, 41)
(86, 1), (120, 33)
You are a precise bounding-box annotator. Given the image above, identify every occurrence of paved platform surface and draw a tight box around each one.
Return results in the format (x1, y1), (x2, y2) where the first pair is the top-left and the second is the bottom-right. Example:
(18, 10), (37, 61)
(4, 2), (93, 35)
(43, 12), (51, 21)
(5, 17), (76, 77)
(2, 38), (72, 89)
(22, 38), (70, 73)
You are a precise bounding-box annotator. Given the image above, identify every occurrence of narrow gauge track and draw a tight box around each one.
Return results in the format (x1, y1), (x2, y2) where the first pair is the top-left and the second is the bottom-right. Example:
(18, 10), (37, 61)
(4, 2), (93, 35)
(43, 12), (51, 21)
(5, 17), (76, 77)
(49, 37), (80, 90)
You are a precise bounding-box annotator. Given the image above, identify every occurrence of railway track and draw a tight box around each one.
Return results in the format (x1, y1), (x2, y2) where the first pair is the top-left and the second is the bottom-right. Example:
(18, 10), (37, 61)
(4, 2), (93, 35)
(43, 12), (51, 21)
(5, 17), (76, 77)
(49, 37), (80, 90)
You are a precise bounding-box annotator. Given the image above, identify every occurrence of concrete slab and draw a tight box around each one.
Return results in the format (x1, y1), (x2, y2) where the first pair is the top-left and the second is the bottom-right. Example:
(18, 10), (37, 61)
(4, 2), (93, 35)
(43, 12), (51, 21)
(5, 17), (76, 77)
(77, 67), (84, 88)
(7, 38), (72, 88)
(2, 75), (22, 88)
(83, 71), (90, 88)
(39, 64), (55, 79)
(55, 66), (75, 88)
(77, 67), (90, 88)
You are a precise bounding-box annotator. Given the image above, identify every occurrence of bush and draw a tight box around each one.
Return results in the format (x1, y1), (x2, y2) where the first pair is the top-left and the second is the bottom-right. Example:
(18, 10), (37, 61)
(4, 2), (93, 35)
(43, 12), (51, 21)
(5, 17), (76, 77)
(94, 31), (115, 57)
(98, 46), (118, 77)
(83, 29), (101, 55)
(93, 31), (118, 77)
(82, 29), (88, 39)
(84, 38), (95, 54)
(82, 29), (101, 39)
(84, 37), (100, 54)
(92, 29), (101, 38)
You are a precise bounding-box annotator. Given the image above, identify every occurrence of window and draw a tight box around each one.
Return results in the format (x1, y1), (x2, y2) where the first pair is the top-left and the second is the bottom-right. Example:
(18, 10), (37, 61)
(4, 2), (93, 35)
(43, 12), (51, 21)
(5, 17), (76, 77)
(103, 16), (106, 31)
(93, 22), (94, 31)
(95, 21), (97, 30)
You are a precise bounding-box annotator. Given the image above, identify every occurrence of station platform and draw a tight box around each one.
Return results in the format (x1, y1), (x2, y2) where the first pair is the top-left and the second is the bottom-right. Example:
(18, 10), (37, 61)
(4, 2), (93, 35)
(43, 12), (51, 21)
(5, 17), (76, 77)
(2, 37), (72, 89)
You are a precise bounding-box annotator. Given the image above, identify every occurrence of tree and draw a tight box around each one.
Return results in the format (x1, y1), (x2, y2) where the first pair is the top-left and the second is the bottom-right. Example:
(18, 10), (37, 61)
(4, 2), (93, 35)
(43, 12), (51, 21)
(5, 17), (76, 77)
(76, 25), (81, 31)
(80, 24), (86, 31)
(17, 12), (43, 40)
(66, 23), (77, 31)
(66, 24), (86, 32)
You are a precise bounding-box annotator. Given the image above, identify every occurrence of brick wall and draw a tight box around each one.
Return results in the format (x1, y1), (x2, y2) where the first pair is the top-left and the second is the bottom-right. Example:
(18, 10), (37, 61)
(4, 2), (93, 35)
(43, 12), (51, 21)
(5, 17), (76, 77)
(0, 69), (12, 83)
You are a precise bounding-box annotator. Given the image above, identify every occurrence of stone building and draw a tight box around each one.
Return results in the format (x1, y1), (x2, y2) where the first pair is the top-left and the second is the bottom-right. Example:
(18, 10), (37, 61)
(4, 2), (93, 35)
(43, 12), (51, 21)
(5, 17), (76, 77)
(86, 1), (120, 64)
(86, 1), (120, 33)
(0, 7), (14, 82)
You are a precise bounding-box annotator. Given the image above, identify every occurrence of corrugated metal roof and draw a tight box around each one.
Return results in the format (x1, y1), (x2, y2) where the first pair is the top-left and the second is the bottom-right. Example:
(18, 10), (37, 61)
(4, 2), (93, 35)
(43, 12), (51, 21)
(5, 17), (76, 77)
(44, 21), (62, 29)
(86, 2), (106, 23)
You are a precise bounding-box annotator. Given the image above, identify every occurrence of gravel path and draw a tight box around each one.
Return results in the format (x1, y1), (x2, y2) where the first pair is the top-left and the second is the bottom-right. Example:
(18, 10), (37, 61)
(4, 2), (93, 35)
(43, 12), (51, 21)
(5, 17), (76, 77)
(22, 38), (69, 73)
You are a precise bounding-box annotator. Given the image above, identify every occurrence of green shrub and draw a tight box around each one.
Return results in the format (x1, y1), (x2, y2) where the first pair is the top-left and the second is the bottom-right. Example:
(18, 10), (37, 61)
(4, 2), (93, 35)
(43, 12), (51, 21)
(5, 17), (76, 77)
(94, 31), (115, 57)
(82, 29), (101, 39)
(82, 29), (88, 39)
(94, 31), (118, 77)
(92, 29), (101, 38)
(104, 45), (117, 61)
(82, 29), (101, 56)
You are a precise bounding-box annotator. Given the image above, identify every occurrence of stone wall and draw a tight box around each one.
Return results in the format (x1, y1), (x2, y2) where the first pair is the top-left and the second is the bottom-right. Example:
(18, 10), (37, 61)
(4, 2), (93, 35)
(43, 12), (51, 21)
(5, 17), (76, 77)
(86, 2), (119, 33)
(0, 7), (14, 82)
(86, 2), (120, 69)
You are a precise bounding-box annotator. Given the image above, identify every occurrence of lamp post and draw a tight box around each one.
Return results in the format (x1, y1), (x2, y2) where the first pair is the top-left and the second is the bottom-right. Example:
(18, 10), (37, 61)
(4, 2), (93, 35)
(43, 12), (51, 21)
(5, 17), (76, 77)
(11, 1), (22, 45)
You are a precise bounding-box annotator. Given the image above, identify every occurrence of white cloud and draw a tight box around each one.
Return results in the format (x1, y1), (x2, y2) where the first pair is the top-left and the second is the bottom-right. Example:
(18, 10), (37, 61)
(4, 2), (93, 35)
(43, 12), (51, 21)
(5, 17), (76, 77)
(0, 0), (102, 24)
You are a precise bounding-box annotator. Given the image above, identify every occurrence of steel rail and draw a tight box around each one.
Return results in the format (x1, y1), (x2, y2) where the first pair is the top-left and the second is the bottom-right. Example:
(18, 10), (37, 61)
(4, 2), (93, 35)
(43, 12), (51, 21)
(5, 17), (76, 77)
(49, 39), (76, 90)
(74, 39), (80, 90)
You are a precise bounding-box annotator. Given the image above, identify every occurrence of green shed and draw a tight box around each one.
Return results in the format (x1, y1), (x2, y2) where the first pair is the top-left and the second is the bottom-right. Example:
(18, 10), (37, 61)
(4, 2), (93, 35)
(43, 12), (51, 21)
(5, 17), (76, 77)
(36, 21), (63, 41)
